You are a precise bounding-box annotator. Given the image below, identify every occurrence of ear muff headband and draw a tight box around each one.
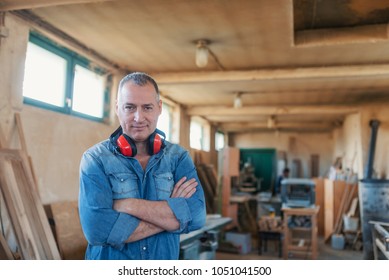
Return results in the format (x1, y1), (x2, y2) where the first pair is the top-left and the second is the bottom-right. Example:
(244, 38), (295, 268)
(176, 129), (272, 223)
(115, 128), (165, 157)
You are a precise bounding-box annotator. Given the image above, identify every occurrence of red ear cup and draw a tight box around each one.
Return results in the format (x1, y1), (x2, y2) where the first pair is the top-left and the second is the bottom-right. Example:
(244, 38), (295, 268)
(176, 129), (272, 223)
(148, 133), (163, 155)
(116, 130), (164, 157)
(117, 134), (137, 157)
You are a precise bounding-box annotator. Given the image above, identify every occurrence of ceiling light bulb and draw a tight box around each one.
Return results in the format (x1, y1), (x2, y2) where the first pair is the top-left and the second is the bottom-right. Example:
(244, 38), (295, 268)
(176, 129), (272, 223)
(196, 40), (209, 68)
(267, 116), (276, 128)
(234, 92), (242, 108)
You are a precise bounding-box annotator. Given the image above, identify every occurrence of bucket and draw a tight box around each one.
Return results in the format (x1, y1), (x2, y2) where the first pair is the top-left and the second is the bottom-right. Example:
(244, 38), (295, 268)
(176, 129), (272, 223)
(343, 215), (359, 232)
(359, 179), (389, 259)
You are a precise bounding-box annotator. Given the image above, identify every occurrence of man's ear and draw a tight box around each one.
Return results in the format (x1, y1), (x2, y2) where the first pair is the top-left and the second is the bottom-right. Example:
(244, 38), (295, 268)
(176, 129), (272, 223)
(158, 100), (162, 116)
(115, 99), (119, 114)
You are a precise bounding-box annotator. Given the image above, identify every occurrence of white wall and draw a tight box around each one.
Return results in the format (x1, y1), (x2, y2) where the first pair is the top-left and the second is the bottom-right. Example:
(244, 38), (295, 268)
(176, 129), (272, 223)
(332, 113), (363, 178)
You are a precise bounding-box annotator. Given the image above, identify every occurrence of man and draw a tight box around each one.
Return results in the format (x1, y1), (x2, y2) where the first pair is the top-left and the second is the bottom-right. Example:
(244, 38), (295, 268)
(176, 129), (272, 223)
(274, 167), (290, 195)
(78, 72), (206, 260)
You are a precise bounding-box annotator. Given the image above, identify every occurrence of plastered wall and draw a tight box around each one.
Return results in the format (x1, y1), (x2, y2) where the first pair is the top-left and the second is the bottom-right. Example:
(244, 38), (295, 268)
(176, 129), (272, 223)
(332, 113), (363, 178)
(360, 104), (389, 179)
(230, 131), (334, 178)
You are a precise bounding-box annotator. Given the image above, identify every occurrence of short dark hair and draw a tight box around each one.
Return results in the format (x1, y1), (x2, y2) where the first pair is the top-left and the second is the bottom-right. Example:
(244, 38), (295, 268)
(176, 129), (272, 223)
(283, 168), (290, 173)
(118, 72), (160, 100)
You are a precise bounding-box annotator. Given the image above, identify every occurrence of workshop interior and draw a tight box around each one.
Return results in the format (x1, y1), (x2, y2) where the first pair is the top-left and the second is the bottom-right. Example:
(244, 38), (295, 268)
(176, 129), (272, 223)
(1, 0), (389, 260)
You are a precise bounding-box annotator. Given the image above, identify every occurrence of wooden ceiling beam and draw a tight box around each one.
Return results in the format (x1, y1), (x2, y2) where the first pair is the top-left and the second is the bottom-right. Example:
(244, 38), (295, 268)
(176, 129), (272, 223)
(187, 105), (358, 116)
(219, 121), (335, 132)
(295, 24), (389, 47)
(152, 64), (389, 84)
(0, 0), (116, 11)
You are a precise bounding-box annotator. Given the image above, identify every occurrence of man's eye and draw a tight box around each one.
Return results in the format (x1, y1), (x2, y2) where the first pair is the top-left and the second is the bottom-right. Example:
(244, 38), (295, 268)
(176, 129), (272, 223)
(144, 106), (153, 111)
(125, 105), (135, 111)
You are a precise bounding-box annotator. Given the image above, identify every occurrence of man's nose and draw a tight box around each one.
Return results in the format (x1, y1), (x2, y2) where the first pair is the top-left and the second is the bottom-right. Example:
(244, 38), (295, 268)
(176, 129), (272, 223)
(134, 109), (144, 122)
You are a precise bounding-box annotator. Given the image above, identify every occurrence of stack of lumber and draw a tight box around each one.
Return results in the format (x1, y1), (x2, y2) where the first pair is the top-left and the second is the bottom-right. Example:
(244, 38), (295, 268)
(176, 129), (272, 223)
(0, 113), (60, 259)
(196, 164), (219, 214)
(332, 182), (359, 236)
(0, 149), (61, 259)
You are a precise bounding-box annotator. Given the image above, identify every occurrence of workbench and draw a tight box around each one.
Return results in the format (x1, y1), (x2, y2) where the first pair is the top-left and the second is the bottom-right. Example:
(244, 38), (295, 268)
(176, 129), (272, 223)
(179, 215), (232, 259)
(282, 205), (319, 259)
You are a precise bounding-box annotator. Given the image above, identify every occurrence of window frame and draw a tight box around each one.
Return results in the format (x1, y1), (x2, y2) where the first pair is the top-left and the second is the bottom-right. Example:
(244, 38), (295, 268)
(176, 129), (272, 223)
(23, 32), (111, 123)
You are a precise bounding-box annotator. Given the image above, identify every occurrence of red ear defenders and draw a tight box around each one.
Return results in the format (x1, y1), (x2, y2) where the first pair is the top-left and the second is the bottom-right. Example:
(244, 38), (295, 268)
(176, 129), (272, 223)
(114, 127), (165, 157)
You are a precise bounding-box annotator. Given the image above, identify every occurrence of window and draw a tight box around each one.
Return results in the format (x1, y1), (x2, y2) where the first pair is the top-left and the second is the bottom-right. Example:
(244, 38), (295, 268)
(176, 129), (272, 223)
(190, 120), (203, 150)
(157, 102), (172, 141)
(72, 65), (106, 118)
(23, 42), (67, 108)
(190, 117), (210, 151)
(215, 131), (225, 151)
(22, 32), (110, 122)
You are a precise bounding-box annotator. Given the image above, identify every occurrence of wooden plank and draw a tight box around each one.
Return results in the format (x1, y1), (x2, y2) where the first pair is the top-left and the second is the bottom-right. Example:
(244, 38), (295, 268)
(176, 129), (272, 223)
(0, 232), (14, 260)
(11, 159), (54, 258)
(0, 0), (116, 11)
(0, 159), (40, 259)
(14, 113), (39, 192)
(153, 65), (389, 85)
(49, 201), (87, 260)
(0, 149), (61, 259)
(187, 105), (358, 117)
(14, 113), (27, 153)
(313, 178), (324, 236)
(14, 150), (61, 259)
(324, 179), (334, 241)
(333, 180), (346, 225)
(203, 164), (217, 196)
(196, 165), (214, 213)
(333, 183), (351, 234)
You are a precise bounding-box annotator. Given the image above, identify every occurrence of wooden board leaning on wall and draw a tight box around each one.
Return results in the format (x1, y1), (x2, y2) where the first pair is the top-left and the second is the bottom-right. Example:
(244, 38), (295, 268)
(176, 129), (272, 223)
(0, 149), (61, 259)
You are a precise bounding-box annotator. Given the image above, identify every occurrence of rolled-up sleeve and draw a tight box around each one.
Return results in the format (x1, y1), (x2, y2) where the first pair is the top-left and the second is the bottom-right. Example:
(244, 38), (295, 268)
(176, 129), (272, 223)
(78, 152), (140, 249)
(165, 151), (206, 233)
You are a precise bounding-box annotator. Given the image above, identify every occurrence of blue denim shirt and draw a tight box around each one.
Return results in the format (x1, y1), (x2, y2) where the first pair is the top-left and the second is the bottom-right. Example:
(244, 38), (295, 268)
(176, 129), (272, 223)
(78, 137), (206, 260)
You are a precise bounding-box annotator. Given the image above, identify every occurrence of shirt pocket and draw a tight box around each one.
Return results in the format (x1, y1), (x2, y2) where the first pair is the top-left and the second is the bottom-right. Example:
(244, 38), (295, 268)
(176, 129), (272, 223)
(154, 172), (174, 200)
(109, 172), (139, 199)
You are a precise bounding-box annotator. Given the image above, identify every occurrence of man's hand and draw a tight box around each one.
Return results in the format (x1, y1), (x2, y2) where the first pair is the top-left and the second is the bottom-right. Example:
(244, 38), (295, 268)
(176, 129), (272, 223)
(112, 176), (199, 232)
(171, 177), (198, 198)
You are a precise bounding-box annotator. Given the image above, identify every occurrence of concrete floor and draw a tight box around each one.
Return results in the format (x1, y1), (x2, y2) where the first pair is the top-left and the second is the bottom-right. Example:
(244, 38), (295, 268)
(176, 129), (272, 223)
(215, 237), (364, 260)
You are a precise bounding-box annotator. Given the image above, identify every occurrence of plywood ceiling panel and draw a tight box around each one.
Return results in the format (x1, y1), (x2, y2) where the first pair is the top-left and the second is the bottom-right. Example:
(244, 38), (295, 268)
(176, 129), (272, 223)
(8, 0), (389, 132)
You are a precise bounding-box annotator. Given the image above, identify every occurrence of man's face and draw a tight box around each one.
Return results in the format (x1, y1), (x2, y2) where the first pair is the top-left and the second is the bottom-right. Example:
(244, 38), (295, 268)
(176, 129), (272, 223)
(116, 81), (162, 142)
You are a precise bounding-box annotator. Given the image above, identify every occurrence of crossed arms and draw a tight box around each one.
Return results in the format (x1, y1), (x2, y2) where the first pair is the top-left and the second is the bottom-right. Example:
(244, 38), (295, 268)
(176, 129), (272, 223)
(113, 177), (198, 242)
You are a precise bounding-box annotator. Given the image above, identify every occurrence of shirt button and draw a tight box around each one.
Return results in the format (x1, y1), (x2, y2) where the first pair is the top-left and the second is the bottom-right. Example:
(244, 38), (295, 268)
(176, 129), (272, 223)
(120, 179), (124, 182)
(142, 246), (147, 250)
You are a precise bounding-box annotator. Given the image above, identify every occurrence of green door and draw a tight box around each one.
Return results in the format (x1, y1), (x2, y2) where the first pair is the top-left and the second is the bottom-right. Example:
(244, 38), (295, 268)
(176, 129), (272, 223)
(240, 148), (277, 192)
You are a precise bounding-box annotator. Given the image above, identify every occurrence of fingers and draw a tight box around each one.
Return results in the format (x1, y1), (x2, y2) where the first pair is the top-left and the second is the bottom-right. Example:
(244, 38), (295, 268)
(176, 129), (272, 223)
(113, 199), (122, 211)
(171, 177), (198, 198)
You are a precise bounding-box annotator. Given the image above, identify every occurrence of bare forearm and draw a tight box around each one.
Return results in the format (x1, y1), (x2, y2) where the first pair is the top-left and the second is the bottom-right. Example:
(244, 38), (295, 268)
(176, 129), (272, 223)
(126, 221), (164, 243)
(114, 176), (198, 232)
(115, 198), (179, 231)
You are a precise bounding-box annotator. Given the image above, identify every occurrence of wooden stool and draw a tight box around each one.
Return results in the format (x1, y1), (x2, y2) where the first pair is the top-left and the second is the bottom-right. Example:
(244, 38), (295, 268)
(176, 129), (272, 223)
(282, 206), (319, 259)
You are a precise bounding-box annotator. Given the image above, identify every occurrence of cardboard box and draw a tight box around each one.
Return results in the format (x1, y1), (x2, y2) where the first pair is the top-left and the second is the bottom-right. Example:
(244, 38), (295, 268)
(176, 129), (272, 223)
(225, 232), (252, 254)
